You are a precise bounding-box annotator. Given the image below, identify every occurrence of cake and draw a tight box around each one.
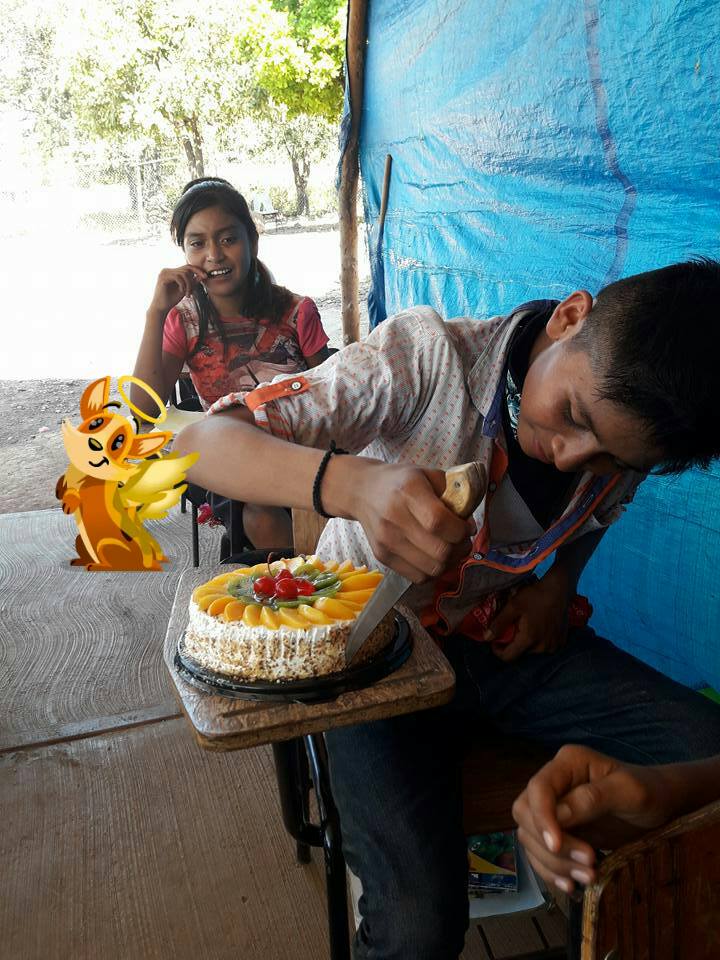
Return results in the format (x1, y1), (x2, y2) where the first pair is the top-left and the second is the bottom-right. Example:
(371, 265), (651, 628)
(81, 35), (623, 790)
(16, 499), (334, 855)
(183, 556), (395, 682)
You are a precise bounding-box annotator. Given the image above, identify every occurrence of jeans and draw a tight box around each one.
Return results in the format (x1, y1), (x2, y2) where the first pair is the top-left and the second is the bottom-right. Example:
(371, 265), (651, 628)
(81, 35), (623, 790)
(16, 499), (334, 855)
(325, 627), (720, 960)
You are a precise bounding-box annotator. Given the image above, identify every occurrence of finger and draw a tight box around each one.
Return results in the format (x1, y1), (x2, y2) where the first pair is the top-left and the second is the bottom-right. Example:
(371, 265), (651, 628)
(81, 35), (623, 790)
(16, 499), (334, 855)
(397, 503), (473, 576)
(523, 846), (576, 894)
(517, 826), (597, 889)
(525, 746), (615, 851)
(183, 264), (208, 283)
(369, 515), (454, 582)
(375, 541), (441, 583)
(554, 772), (639, 831)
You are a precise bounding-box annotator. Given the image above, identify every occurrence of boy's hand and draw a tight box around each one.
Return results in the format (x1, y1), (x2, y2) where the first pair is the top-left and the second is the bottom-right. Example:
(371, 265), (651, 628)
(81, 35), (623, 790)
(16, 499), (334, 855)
(485, 564), (571, 660)
(512, 745), (676, 894)
(148, 266), (208, 317)
(351, 461), (475, 583)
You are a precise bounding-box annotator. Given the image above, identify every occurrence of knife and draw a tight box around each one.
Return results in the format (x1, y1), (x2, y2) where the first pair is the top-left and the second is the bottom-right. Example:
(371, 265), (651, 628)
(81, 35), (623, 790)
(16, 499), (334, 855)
(345, 462), (488, 666)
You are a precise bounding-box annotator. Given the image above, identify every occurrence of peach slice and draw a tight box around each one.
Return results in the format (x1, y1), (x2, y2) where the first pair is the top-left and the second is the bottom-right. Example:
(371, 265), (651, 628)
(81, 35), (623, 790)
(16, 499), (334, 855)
(335, 559), (355, 573)
(222, 601), (247, 622)
(297, 604), (334, 625)
(260, 607), (281, 630)
(338, 572), (383, 591)
(207, 596), (234, 617)
(314, 598), (357, 620)
(243, 604), (263, 627)
(207, 569), (250, 588)
(337, 565), (367, 580)
(334, 598), (363, 611)
(279, 608), (309, 629)
(196, 592), (227, 611)
(335, 588), (375, 604)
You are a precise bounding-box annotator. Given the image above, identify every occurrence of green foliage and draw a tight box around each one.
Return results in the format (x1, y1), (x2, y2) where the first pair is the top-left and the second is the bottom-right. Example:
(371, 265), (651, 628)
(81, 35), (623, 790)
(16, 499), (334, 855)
(308, 182), (338, 217)
(0, 0), (347, 210)
(268, 185), (297, 217)
(235, 0), (345, 123)
(0, 0), (75, 160)
(68, 0), (254, 177)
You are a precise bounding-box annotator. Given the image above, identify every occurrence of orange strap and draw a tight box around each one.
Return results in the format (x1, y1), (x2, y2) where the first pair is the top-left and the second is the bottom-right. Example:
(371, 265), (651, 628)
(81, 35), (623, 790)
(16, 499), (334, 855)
(244, 375), (310, 412)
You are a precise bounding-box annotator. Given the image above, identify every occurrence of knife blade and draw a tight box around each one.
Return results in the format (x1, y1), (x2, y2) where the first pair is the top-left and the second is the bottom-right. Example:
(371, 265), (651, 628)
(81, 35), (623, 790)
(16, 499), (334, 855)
(345, 462), (488, 666)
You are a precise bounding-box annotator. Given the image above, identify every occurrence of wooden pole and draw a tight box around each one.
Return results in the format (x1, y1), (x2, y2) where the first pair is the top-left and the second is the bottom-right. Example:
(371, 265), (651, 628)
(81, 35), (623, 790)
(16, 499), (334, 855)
(339, 0), (368, 345)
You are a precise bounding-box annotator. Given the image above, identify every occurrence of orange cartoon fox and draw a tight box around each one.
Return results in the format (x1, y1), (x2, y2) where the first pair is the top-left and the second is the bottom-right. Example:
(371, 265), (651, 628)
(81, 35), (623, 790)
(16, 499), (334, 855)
(56, 376), (198, 571)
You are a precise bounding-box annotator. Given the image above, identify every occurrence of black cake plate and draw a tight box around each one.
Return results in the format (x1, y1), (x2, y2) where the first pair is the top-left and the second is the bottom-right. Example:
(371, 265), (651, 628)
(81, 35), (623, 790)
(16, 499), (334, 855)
(174, 613), (412, 704)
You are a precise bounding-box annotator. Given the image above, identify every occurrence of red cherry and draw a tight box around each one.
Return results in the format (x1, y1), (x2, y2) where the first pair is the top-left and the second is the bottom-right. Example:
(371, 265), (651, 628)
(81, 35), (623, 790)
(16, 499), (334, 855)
(275, 569), (293, 581)
(254, 575), (276, 597)
(294, 578), (315, 596)
(275, 579), (299, 600)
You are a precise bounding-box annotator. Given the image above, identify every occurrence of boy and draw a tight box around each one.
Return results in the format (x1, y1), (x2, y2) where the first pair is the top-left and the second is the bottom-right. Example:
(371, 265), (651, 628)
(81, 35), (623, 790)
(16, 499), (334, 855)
(176, 258), (720, 959)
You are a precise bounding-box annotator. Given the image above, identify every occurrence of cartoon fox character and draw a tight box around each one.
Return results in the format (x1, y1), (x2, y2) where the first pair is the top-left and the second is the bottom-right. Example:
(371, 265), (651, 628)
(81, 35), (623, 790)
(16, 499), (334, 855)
(56, 376), (198, 571)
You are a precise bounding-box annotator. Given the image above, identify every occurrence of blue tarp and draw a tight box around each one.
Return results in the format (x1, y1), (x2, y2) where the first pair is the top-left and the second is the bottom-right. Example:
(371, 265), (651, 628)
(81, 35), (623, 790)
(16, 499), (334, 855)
(356, 0), (720, 689)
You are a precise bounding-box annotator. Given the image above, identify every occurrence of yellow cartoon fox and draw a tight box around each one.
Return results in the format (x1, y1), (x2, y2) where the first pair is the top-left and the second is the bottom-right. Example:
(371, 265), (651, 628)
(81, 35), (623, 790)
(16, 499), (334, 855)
(56, 376), (198, 571)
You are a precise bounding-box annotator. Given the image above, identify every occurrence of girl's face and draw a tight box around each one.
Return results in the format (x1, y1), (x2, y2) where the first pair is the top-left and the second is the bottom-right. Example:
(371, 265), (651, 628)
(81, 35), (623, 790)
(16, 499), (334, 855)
(183, 205), (256, 305)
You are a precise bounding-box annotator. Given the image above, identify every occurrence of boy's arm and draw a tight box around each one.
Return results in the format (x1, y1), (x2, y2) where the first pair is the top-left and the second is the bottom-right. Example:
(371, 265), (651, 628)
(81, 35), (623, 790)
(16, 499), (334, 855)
(173, 409), (475, 583)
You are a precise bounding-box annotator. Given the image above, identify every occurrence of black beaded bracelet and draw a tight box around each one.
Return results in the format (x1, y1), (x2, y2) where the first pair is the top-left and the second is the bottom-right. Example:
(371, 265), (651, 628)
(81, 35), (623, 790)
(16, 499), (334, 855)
(312, 441), (348, 518)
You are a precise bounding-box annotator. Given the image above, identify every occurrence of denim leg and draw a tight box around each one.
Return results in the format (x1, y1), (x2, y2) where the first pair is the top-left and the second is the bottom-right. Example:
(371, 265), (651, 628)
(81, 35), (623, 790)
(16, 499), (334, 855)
(459, 627), (720, 763)
(325, 703), (469, 960)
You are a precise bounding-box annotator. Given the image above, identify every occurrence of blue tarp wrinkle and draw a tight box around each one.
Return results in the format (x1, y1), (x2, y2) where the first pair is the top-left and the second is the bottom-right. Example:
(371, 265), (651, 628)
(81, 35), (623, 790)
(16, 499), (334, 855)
(357, 0), (720, 690)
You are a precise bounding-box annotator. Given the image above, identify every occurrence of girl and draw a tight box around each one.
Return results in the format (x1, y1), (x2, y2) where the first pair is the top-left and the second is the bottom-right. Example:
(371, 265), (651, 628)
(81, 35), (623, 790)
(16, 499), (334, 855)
(132, 177), (330, 549)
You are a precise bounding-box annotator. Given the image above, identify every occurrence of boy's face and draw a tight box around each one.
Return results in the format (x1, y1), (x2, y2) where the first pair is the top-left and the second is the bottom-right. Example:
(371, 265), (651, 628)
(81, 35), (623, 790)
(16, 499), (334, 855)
(517, 292), (662, 475)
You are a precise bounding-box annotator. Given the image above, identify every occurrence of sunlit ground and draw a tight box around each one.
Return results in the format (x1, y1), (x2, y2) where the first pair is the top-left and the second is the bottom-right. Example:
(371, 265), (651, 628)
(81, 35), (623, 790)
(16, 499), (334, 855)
(0, 226), (369, 379)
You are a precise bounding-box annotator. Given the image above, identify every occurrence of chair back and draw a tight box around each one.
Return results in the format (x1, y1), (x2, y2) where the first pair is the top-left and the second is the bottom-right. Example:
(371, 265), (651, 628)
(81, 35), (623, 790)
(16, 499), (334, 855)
(581, 798), (720, 959)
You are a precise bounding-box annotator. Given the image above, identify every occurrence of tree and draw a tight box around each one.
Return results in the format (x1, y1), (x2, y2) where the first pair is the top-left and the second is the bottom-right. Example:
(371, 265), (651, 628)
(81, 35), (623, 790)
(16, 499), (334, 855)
(236, 0), (345, 214)
(0, 0), (76, 163)
(68, 0), (252, 180)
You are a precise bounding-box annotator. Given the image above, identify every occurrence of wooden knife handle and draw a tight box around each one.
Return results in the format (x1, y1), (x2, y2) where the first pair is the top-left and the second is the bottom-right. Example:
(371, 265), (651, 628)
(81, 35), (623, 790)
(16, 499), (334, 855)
(440, 462), (487, 519)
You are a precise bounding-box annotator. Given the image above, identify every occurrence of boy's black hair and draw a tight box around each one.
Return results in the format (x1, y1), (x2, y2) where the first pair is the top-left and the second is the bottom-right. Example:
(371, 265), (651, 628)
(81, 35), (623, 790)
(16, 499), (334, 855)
(582, 257), (720, 473)
(170, 177), (294, 360)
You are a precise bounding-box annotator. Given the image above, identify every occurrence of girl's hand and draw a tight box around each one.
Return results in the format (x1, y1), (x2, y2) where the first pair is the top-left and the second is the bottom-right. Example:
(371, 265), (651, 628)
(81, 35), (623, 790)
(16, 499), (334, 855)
(485, 564), (571, 661)
(148, 265), (208, 317)
(350, 461), (475, 582)
(512, 745), (677, 894)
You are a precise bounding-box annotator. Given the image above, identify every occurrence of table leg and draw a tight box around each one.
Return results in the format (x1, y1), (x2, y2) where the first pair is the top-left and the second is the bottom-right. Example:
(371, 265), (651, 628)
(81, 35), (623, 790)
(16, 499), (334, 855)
(305, 733), (351, 960)
(272, 739), (322, 856)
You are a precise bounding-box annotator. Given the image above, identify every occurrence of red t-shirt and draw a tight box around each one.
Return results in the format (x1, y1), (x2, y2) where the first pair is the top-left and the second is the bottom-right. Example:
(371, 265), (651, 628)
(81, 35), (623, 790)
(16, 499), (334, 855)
(163, 295), (329, 409)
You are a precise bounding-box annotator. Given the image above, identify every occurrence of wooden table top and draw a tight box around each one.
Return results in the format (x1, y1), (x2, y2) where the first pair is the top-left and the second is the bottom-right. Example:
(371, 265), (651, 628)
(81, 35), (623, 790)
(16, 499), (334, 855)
(164, 567), (456, 752)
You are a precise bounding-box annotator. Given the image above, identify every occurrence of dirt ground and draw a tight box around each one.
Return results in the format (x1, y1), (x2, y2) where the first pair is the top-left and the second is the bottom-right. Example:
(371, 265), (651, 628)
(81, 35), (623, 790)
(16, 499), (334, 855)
(0, 287), (369, 515)
(0, 378), (85, 513)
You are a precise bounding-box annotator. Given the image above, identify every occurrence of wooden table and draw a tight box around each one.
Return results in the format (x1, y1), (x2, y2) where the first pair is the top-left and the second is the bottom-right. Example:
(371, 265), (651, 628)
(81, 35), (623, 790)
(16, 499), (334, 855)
(164, 566), (457, 960)
(164, 568), (456, 751)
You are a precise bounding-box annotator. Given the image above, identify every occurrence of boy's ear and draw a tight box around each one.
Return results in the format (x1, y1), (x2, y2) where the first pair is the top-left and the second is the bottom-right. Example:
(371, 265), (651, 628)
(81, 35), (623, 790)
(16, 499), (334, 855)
(546, 291), (593, 342)
(80, 377), (112, 419)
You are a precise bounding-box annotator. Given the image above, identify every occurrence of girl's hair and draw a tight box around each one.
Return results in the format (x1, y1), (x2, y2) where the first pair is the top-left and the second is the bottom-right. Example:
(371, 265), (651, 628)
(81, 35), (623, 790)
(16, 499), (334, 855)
(170, 177), (295, 360)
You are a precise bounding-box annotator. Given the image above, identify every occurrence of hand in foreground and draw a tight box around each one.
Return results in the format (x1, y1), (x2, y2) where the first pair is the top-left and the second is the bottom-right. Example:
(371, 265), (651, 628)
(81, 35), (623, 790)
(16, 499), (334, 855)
(512, 744), (677, 894)
(485, 564), (571, 661)
(351, 461), (476, 583)
(148, 265), (209, 317)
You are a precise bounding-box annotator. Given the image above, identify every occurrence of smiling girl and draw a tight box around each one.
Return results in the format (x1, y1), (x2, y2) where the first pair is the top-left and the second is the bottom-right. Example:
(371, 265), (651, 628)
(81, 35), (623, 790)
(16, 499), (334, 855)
(132, 177), (330, 548)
